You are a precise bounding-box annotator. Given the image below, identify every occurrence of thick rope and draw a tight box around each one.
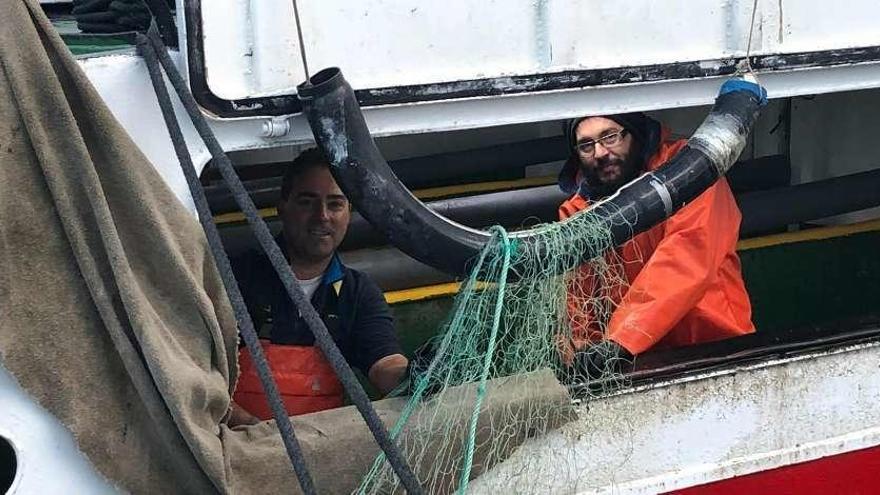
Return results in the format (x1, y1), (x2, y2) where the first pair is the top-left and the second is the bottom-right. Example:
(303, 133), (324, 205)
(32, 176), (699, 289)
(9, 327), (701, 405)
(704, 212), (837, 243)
(140, 0), (177, 47)
(136, 30), (317, 494)
(141, 25), (423, 494)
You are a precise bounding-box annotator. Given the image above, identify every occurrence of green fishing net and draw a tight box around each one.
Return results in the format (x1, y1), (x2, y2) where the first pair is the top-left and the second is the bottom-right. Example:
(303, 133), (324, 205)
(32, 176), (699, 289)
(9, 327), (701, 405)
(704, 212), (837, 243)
(359, 208), (638, 493)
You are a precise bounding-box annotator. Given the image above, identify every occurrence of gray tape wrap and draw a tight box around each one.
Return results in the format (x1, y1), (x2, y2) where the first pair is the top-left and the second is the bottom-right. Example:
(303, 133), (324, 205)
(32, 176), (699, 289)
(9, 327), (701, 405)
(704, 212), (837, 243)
(648, 174), (674, 217)
(688, 112), (749, 175)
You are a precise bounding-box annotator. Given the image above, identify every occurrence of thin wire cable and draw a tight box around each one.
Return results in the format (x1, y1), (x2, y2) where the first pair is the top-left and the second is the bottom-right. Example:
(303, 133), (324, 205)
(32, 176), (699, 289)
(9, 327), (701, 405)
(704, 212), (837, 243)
(744, 0), (760, 76)
(291, 0), (310, 82)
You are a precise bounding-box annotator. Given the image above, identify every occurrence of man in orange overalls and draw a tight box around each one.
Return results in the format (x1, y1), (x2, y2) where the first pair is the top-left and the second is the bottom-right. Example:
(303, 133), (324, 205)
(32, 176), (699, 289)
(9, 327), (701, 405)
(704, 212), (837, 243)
(228, 148), (408, 425)
(557, 113), (755, 378)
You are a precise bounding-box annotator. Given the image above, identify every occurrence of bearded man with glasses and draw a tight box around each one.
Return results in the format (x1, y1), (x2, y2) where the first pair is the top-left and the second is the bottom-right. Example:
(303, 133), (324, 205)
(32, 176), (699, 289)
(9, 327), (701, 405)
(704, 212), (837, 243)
(556, 113), (755, 381)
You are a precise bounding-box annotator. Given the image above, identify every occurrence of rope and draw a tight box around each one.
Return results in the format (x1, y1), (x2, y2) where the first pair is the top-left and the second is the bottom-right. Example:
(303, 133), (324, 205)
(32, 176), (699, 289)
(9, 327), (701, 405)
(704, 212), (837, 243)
(291, 0), (311, 82)
(358, 221), (500, 492)
(744, 0), (760, 77)
(140, 0), (177, 47)
(457, 226), (512, 494)
(136, 28), (316, 494)
(140, 25), (423, 494)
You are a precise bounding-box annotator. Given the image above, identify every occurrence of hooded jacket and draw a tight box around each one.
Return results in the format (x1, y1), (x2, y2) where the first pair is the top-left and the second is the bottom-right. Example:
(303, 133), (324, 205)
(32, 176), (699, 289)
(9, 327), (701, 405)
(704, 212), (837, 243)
(558, 118), (755, 358)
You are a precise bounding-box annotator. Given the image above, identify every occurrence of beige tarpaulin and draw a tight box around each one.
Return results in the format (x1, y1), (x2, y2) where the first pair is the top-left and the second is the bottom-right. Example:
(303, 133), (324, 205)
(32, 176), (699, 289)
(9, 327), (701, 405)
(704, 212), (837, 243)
(0, 1), (574, 492)
(0, 0), (241, 491)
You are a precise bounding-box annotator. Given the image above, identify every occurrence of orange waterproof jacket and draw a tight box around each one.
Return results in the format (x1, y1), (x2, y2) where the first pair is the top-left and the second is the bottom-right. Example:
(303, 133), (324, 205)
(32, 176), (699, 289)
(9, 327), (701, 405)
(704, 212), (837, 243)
(559, 130), (755, 358)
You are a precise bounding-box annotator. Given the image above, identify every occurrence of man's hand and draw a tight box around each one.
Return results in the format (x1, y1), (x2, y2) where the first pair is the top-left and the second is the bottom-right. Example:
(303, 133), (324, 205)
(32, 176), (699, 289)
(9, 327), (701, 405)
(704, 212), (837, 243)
(571, 339), (634, 383)
(368, 354), (409, 396)
(400, 341), (445, 399)
(225, 402), (261, 428)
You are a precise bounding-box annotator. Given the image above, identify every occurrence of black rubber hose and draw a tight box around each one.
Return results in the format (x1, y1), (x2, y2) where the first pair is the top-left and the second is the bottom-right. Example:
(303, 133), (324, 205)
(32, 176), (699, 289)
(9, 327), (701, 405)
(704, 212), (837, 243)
(339, 167), (880, 291)
(203, 142), (786, 217)
(299, 69), (486, 275)
(142, 29), (423, 494)
(338, 154), (788, 251)
(298, 68), (764, 277)
(341, 184), (569, 251)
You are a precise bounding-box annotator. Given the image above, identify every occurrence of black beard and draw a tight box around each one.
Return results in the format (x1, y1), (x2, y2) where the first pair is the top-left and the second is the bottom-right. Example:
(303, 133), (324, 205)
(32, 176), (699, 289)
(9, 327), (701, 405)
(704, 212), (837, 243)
(604, 156), (642, 187)
(581, 154), (643, 199)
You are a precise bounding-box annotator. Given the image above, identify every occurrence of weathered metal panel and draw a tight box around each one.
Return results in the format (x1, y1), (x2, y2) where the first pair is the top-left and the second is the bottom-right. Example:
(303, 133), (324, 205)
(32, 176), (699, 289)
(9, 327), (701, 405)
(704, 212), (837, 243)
(470, 341), (880, 493)
(76, 48), (880, 211)
(199, 0), (880, 101)
(77, 52), (205, 211)
(5, 336), (878, 493)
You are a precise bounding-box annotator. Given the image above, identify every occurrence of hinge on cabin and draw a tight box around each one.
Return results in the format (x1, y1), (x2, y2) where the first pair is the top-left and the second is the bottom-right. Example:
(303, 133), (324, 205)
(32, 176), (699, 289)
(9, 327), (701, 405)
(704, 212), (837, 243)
(261, 116), (290, 138)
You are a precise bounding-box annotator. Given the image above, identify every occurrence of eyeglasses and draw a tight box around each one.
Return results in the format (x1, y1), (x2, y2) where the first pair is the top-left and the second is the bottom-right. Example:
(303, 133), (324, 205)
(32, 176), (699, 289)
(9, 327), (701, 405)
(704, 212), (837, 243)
(576, 129), (628, 156)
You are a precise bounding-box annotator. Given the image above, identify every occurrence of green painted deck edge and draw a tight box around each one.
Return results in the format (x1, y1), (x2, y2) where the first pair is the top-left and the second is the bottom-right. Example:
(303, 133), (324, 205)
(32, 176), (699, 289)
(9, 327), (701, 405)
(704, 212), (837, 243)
(52, 17), (132, 56)
(62, 34), (132, 56)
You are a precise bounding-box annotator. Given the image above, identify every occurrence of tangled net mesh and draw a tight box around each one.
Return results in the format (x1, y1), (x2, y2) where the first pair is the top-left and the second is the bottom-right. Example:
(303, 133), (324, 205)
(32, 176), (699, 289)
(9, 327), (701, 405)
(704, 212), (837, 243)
(358, 206), (640, 493)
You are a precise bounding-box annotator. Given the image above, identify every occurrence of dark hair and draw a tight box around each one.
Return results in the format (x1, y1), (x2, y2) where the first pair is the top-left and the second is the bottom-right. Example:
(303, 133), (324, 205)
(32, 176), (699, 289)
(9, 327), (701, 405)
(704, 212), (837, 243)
(280, 147), (330, 199)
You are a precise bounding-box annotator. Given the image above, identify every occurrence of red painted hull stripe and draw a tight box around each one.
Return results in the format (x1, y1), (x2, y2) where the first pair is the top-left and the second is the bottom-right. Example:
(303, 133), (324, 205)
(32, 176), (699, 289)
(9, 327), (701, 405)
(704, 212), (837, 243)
(666, 443), (880, 495)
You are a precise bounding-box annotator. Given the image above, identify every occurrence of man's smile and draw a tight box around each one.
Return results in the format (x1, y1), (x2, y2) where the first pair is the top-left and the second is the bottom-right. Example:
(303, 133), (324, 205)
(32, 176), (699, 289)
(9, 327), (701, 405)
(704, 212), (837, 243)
(308, 227), (333, 238)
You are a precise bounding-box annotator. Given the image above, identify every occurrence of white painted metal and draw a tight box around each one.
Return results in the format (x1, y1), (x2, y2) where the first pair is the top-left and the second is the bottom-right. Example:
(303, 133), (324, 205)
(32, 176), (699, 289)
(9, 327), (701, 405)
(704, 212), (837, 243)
(53, 0), (876, 213)
(200, 0), (880, 101)
(470, 340), (880, 494)
(261, 116), (292, 138)
(76, 49), (880, 190)
(76, 46), (880, 213)
(0, 366), (118, 494)
(78, 51), (205, 212)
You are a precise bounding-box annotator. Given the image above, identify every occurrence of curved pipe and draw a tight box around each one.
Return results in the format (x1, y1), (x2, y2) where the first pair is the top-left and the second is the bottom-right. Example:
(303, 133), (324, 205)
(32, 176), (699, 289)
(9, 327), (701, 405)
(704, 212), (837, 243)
(341, 167), (880, 292)
(339, 154), (789, 251)
(298, 68), (765, 277)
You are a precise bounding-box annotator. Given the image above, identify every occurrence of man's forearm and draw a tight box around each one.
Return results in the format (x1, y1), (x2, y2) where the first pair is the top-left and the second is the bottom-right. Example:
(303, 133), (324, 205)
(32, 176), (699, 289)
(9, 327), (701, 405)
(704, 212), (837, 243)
(226, 401), (261, 427)
(368, 354), (409, 396)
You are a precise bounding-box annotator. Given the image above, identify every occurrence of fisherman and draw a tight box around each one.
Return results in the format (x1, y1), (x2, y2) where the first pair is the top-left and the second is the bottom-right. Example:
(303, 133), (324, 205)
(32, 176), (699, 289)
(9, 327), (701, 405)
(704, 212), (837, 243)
(557, 113), (755, 378)
(228, 148), (408, 425)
